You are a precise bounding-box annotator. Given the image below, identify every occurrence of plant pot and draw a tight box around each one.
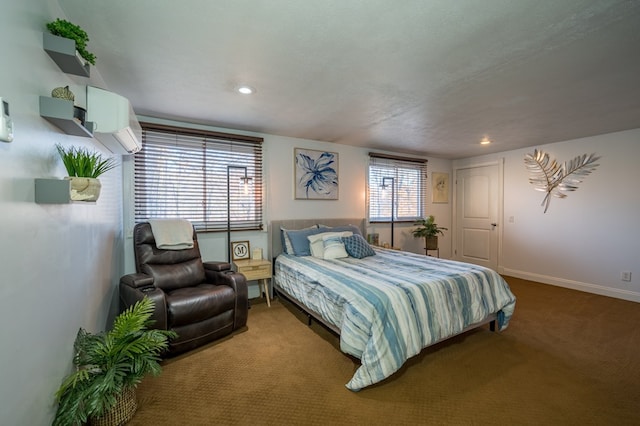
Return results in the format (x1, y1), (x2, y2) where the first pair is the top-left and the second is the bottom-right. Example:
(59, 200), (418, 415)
(426, 236), (438, 250)
(90, 387), (137, 426)
(66, 176), (101, 201)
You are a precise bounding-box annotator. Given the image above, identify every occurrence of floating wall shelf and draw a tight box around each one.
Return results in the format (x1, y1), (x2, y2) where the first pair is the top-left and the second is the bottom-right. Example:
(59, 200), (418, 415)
(43, 32), (90, 77)
(35, 178), (96, 204)
(39, 96), (94, 137)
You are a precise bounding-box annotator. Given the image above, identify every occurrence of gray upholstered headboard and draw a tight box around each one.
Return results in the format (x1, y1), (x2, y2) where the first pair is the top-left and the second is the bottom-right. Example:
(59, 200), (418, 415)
(268, 218), (366, 260)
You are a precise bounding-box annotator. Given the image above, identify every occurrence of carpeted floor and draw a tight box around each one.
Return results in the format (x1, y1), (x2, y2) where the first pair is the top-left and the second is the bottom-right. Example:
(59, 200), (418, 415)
(130, 277), (640, 425)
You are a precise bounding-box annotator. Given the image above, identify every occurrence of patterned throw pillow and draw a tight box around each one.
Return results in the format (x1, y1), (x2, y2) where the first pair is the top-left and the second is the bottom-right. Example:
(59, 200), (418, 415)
(342, 234), (376, 259)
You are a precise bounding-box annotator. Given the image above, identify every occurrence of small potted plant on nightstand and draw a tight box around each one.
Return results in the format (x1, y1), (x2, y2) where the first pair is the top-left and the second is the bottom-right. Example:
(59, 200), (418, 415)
(412, 215), (448, 255)
(55, 144), (117, 202)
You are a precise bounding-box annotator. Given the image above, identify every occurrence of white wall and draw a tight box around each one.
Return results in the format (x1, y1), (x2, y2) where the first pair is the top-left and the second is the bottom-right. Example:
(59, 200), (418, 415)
(125, 117), (452, 293)
(0, 1), (125, 425)
(454, 128), (640, 302)
(6, 3), (636, 425)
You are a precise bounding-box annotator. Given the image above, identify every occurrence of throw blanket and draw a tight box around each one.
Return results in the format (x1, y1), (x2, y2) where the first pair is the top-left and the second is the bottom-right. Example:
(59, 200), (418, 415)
(275, 248), (516, 391)
(149, 219), (194, 250)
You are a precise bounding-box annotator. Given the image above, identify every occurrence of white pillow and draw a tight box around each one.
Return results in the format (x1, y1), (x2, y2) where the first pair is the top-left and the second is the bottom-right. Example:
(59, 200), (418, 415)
(322, 234), (349, 259)
(307, 231), (352, 258)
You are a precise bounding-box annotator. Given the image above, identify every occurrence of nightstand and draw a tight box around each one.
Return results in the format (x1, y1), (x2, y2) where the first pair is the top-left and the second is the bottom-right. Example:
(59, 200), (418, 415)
(374, 244), (402, 251)
(233, 259), (272, 307)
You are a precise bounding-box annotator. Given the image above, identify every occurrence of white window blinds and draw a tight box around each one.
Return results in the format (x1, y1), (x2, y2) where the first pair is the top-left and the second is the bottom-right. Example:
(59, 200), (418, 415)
(134, 123), (263, 232)
(368, 153), (427, 222)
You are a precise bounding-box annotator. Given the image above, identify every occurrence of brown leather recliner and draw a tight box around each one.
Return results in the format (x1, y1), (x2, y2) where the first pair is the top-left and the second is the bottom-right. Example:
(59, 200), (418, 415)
(119, 222), (248, 355)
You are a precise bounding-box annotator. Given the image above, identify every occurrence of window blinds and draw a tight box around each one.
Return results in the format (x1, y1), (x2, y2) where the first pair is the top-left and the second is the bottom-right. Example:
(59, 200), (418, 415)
(134, 123), (263, 232)
(368, 153), (427, 222)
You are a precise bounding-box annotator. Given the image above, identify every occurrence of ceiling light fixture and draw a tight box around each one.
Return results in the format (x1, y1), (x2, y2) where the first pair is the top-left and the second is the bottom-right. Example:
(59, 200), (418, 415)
(236, 85), (255, 95)
(480, 137), (492, 145)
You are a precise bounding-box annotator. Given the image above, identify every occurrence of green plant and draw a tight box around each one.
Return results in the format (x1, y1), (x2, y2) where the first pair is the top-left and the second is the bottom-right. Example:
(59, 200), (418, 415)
(56, 144), (117, 178)
(46, 18), (96, 65)
(412, 215), (448, 239)
(53, 298), (177, 426)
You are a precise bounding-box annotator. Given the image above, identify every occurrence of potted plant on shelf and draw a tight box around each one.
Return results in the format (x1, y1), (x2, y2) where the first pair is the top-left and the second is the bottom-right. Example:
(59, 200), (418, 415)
(53, 298), (177, 426)
(55, 144), (117, 201)
(46, 18), (96, 65)
(412, 215), (448, 254)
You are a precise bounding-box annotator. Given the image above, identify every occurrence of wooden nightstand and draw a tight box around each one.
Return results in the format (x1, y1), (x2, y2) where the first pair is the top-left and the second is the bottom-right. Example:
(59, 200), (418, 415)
(374, 244), (402, 251)
(233, 259), (272, 307)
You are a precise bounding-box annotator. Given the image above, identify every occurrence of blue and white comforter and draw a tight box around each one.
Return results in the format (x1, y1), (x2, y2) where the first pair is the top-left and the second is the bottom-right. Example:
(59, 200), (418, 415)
(274, 248), (516, 391)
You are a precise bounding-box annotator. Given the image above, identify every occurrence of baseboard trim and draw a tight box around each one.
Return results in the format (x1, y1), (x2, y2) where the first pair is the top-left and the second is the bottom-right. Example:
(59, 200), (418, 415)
(502, 268), (640, 303)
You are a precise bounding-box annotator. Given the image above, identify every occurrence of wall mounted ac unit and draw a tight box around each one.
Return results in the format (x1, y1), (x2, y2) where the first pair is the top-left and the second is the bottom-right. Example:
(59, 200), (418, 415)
(86, 86), (142, 154)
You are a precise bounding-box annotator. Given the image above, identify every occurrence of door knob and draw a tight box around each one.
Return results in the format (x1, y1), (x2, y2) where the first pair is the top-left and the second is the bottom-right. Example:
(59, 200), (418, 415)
(491, 223), (497, 228)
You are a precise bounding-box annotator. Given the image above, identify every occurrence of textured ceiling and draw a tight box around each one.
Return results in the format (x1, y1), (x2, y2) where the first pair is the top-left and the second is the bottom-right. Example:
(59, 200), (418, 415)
(58, 0), (640, 159)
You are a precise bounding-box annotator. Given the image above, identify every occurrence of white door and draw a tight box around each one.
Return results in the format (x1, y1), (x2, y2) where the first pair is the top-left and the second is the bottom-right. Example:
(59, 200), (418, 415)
(454, 164), (501, 270)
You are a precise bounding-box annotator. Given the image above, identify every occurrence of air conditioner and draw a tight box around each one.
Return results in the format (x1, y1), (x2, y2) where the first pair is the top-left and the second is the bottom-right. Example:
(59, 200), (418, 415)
(86, 86), (142, 154)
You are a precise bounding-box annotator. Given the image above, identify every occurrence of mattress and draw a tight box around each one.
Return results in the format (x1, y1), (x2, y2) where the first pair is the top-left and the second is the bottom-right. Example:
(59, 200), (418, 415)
(274, 248), (516, 390)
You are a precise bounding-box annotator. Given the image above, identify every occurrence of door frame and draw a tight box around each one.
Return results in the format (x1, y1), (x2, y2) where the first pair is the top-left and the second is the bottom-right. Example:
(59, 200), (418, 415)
(452, 159), (504, 273)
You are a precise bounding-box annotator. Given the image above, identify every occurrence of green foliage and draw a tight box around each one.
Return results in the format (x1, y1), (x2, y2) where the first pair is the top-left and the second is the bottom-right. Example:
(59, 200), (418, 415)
(46, 18), (96, 65)
(411, 215), (447, 238)
(55, 144), (117, 178)
(53, 298), (177, 426)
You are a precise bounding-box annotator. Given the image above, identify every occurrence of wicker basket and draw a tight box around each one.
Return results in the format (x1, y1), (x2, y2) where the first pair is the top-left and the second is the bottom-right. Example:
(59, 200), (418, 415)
(90, 387), (137, 426)
(426, 236), (438, 250)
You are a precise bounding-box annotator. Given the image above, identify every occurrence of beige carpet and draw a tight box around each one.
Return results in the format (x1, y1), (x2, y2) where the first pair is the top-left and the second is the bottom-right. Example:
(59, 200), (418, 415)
(130, 277), (640, 425)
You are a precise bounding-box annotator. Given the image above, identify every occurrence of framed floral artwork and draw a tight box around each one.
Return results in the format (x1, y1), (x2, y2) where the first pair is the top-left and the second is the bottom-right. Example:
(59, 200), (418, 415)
(294, 148), (339, 200)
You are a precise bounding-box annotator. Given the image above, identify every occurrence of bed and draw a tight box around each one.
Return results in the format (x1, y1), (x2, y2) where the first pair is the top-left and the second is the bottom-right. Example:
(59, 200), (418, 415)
(268, 218), (516, 391)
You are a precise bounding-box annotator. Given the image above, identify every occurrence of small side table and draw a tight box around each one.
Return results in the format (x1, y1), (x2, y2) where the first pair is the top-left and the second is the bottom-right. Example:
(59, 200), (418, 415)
(374, 244), (402, 251)
(234, 259), (272, 307)
(425, 248), (440, 258)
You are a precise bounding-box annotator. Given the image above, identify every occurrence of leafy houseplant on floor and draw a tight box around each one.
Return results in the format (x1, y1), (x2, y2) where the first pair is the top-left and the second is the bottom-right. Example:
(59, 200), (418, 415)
(55, 144), (117, 201)
(46, 18), (96, 65)
(412, 215), (448, 255)
(53, 298), (177, 426)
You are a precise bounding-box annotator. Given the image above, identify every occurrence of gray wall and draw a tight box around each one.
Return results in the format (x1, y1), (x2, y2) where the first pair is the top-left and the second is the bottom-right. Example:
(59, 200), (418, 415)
(0, 1), (124, 424)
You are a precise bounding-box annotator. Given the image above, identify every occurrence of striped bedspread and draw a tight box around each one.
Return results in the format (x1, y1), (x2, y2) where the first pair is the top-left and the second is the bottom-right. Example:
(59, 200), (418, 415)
(274, 248), (516, 391)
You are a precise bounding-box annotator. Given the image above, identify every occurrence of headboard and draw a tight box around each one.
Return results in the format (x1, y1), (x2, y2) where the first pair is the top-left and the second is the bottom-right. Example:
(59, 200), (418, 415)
(268, 218), (366, 260)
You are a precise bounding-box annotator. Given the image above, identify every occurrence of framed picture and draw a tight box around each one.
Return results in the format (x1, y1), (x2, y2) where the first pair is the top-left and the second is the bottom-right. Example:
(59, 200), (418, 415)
(294, 148), (339, 200)
(432, 172), (449, 203)
(231, 241), (251, 261)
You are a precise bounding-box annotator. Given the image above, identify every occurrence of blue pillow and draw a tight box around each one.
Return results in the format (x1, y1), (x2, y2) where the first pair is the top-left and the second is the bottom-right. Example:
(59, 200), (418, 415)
(287, 227), (326, 256)
(342, 234), (376, 259)
(318, 224), (363, 237)
(281, 225), (317, 254)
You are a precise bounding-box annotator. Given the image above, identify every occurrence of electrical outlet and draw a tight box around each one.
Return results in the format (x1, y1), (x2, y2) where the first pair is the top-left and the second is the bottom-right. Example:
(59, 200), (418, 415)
(620, 271), (632, 282)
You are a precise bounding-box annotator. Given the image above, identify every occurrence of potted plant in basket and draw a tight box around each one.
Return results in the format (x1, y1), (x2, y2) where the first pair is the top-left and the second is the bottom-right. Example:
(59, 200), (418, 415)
(412, 215), (448, 254)
(53, 298), (177, 426)
(46, 18), (96, 65)
(55, 144), (117, 202)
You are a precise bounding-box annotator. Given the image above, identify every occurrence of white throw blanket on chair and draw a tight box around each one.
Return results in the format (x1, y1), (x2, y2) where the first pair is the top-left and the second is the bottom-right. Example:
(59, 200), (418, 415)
(149, 219), (194, 250)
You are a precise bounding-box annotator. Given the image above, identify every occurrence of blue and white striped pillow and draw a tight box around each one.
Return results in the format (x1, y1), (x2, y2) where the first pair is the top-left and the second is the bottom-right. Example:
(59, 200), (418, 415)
(322, 234), (349, 259)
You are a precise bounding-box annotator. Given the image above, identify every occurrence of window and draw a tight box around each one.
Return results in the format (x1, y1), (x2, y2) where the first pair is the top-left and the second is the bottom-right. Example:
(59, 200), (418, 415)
(134, 123), (263, 232)
(367, 153), (427, 222)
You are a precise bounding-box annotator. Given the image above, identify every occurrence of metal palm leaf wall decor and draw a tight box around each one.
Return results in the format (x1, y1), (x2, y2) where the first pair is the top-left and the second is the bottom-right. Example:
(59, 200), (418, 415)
(524, 149), (600, 213)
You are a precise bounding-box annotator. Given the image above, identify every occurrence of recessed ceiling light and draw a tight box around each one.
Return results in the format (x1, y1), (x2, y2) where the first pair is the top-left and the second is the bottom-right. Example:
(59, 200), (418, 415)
(236, 85), (255, 95)
(480, 137), (492, 145)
